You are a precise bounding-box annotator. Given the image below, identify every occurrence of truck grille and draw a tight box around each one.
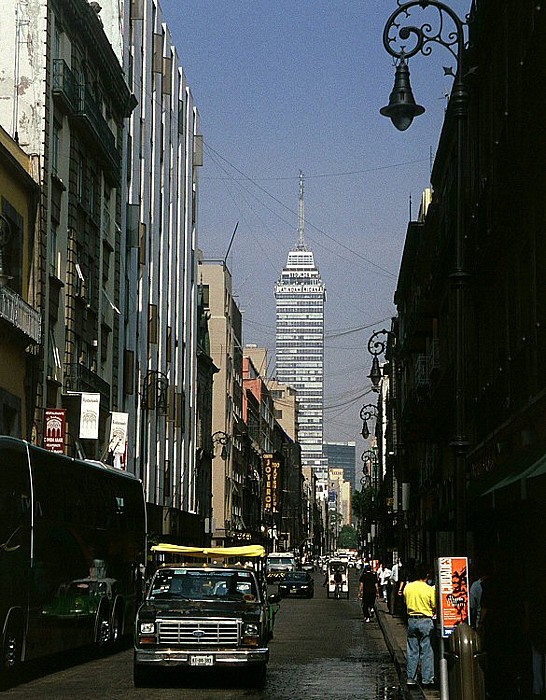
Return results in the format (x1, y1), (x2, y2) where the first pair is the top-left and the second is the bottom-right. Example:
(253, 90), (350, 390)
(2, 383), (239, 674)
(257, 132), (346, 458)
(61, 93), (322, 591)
(157, 618), (241, 646)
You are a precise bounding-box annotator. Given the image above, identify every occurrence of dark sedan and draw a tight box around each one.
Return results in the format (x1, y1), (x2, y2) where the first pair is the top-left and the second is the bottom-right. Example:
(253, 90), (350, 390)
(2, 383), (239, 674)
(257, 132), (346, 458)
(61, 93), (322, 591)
(278, 571), (314, 599)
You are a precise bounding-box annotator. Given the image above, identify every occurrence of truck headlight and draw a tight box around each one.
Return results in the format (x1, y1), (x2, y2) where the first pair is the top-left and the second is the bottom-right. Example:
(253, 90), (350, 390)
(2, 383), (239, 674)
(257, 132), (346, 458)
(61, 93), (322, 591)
(242, 622), (260, 646)
(139, 621), (155, 634)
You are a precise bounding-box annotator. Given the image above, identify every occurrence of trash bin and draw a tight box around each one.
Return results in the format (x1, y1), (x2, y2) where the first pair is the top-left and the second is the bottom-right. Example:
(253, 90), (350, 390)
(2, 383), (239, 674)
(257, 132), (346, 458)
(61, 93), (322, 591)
(447, 622), (486, 700)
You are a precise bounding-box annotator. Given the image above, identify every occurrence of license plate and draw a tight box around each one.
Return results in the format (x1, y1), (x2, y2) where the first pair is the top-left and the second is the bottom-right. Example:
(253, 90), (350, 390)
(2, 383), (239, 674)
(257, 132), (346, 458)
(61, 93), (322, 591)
(189, 655), (214, 667)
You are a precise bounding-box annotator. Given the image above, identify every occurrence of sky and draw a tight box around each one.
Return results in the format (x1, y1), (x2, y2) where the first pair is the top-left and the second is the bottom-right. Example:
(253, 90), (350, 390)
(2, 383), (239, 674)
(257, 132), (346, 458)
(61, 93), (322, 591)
(159, 0), (472, 454)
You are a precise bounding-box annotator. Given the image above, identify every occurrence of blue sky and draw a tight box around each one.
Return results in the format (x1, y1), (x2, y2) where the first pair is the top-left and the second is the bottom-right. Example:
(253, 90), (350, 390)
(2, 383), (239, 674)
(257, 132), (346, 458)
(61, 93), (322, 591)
(160, 0), (471, 448)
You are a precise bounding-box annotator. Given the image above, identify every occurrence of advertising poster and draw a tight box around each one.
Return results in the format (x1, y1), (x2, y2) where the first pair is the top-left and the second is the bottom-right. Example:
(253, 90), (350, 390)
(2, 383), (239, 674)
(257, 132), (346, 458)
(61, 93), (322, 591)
(437, 556), (469, 638)
(43, 408), (66, 453)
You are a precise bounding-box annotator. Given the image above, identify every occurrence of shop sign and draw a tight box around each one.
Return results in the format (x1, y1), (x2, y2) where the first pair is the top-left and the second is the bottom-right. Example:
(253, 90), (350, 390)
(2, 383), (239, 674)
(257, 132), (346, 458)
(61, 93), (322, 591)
(43, 408), (66, 453)
(263, 453), (280, 513)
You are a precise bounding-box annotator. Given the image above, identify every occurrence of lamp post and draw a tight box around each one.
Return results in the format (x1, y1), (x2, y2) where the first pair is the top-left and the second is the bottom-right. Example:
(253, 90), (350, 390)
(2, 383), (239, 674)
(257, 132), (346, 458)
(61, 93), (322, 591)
(359, 403), (378, 440)
(139, 369), (169, 487)
(381, 1), (468, 554)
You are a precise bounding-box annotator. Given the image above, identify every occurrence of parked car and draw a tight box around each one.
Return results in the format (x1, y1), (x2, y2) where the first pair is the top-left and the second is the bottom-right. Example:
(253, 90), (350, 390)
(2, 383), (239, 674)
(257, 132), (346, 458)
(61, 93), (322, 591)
(278, 571), (314, 599)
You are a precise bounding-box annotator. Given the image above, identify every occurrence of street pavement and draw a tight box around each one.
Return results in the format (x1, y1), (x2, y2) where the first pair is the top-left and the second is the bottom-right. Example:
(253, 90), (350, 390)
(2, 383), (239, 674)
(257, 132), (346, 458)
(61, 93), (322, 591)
(375, 598), (441, 700)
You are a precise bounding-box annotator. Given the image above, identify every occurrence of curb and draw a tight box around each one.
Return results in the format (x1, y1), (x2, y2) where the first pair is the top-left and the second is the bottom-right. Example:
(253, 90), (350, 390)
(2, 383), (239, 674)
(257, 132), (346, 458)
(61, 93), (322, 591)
(375, 604), (426, 700)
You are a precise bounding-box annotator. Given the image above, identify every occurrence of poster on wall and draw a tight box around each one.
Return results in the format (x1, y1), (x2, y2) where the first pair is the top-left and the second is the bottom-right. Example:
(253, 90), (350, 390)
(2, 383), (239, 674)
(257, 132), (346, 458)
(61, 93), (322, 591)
(43, 408), (66, 453)
(79, 393), (101, 440)
(437, 556), (470, 638)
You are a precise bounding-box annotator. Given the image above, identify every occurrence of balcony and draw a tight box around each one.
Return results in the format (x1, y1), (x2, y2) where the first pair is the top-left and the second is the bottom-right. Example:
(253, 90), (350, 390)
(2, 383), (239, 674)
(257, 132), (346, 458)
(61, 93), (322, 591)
(0, 286), (41, 343)
(52, 60), (121, 185)
(64, 362), (111, 408)
(74, 86), (121, 184)
(52, 59), (79, 113)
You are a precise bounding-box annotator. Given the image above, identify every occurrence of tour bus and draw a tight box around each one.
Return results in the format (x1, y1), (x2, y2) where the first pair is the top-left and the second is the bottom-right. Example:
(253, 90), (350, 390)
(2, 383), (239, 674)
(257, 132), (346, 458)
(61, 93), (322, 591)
(0, 436), (146, 687)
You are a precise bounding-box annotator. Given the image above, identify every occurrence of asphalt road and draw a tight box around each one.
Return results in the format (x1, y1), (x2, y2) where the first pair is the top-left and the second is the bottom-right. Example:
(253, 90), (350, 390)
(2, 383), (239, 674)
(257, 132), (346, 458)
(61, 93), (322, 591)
(3, 570), (402, 700)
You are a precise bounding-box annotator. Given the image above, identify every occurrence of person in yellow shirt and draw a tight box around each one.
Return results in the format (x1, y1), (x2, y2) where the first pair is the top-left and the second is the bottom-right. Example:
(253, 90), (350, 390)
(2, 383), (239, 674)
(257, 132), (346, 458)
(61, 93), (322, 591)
(403, 563), (436, 687)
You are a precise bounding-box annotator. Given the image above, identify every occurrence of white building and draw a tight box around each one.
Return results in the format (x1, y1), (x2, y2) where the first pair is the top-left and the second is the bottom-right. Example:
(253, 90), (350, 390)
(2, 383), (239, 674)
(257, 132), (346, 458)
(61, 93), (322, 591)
(275, 173), (327, 491)
(124, 0), (202, 538)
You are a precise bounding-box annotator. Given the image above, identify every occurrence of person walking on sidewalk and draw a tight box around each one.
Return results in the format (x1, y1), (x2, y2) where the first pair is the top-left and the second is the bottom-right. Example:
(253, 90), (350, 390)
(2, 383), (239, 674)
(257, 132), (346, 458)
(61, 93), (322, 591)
(403, 562), (436, 687)
(358, 564), (378, 622)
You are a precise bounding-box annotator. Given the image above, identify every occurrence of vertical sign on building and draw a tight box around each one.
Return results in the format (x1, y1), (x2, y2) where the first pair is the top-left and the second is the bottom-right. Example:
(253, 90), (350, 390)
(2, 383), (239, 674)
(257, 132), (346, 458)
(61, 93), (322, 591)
(108, 412), (129, 469)
(43, 408), (66, 453)
(79, 393), (101, 440)
(263, 453), (280, 513)
(437, 556), (470, 637)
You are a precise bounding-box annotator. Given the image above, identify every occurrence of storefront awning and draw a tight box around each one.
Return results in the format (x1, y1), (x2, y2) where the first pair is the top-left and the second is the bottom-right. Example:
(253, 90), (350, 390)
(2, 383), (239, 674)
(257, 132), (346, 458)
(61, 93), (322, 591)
(482, 450), (546, 498)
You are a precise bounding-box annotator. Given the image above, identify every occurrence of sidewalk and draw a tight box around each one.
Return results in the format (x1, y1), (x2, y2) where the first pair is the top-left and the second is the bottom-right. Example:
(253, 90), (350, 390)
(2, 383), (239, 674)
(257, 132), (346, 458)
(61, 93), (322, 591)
(374, 599), (441, 700)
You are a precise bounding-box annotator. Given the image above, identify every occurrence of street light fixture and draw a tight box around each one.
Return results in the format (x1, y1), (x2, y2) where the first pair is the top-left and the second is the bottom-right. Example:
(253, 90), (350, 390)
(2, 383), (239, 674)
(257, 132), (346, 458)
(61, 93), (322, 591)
(359, 404), (378, 440)
(367, 329), (392, 391)
(381, 0), (469, 558)
(212, 431), (229, 460)
(141, 369), (169, 413)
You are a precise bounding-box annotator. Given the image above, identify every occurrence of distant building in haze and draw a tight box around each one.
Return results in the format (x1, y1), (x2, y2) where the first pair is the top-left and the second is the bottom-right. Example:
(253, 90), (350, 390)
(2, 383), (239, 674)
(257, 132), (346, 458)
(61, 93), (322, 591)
(324, 441), (357, 490)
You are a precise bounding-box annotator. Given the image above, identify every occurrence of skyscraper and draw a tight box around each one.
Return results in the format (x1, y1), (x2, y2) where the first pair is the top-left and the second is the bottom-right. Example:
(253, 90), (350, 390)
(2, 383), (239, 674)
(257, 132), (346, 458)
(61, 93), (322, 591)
(275, 173), (327, 488)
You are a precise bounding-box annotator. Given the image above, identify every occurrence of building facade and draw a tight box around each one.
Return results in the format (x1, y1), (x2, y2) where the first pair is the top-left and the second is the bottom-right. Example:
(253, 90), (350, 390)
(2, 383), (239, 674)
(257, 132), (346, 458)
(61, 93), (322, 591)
(199, 260), (245, 546)
(123, 0), (202, 541)
(0, 0), (134, 454)
(0, 126), (41, 439)
(275, 173), (327, 488)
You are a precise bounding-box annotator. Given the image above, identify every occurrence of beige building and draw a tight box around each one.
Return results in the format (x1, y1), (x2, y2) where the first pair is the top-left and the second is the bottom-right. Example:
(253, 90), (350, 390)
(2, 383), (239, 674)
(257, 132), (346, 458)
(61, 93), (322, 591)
(199, 260), (244, 545)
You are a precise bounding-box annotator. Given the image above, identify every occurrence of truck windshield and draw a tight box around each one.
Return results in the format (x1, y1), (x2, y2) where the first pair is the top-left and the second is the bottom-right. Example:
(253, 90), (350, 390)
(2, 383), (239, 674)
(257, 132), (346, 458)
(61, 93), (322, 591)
(148, 569), (258, 601)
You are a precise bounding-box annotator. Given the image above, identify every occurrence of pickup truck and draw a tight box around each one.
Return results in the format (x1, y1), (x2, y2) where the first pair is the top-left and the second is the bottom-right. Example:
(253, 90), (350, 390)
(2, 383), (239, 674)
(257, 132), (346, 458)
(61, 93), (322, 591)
(134, 546), (280, 687)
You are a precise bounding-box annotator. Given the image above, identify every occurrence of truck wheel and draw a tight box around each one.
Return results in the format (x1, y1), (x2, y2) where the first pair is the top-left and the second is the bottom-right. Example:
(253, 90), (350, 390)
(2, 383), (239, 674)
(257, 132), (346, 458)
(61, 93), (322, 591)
(248, 663), (266, 687)
(133, 664), (151, 687)
(95, 606), (111, 653)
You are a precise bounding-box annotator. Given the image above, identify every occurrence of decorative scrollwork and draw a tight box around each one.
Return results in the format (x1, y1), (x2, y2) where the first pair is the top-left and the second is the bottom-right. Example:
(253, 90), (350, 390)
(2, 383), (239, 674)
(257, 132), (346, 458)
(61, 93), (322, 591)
(383, 1), (466, 67)
(367, 329), (390, 358)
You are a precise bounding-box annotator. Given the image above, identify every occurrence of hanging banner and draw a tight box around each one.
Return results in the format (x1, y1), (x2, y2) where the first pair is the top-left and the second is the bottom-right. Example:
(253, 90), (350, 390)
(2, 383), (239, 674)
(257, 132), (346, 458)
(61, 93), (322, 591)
(79, 393), (101, 439)
(43, 408), (66, 453)
(108, 412), (129, 454)
(437, 556), (470, 638)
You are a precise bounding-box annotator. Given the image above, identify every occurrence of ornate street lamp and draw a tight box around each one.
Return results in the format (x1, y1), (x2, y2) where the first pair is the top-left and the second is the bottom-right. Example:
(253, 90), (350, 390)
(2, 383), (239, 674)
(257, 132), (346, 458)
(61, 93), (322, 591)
(381, 1), (469, 554)
(359, 404), (378, 440)
(367, 329), (392, 391)
(212, 431), (229, 460)
(141, 369), (169, 413)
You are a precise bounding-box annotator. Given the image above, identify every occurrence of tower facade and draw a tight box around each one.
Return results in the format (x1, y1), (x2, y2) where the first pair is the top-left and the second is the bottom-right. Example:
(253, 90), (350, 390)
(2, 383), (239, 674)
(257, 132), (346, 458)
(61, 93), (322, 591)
(275, 173), (327, 487)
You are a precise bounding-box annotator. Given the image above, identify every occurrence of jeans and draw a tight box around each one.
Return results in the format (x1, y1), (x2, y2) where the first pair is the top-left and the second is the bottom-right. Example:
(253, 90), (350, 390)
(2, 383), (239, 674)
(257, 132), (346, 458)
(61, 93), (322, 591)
(406, 617), (435, 684)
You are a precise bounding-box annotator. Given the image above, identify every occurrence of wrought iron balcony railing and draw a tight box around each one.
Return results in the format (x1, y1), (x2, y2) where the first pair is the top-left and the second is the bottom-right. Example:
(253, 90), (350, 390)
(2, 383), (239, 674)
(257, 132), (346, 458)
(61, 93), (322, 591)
(0, 286), (41, 343)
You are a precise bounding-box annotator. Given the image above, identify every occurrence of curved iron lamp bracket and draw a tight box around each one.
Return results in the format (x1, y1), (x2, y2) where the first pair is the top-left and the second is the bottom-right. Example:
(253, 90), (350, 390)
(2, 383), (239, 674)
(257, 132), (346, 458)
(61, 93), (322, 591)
(383, 1), (467, 68)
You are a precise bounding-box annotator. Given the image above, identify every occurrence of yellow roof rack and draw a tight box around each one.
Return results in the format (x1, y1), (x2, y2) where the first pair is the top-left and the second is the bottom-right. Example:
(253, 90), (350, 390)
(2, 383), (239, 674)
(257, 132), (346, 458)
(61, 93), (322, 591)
(151, 544), (266, 559)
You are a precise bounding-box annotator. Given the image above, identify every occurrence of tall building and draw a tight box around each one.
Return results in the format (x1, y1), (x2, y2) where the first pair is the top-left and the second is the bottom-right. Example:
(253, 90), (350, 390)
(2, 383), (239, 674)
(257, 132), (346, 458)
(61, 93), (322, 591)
(324, 441), (357, 490)
(275, 172), (327, 488)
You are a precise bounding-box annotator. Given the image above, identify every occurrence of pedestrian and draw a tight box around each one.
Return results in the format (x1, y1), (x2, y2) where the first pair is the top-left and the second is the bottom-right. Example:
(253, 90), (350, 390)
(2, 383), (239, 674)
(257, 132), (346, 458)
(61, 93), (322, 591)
(390, 558), (406, 616)
(378, 562), (392, 604)
(403, 562), (436, 687)
(469, 563), (488, 629)
(478, 557), (529, 699)
(358, 564), (378, 622)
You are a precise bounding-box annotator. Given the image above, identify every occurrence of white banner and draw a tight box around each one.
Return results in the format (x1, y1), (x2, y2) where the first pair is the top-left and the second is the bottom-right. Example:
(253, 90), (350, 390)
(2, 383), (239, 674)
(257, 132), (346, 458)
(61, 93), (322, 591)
(79, 393), (101, 439)
(108, 412), (129, 455)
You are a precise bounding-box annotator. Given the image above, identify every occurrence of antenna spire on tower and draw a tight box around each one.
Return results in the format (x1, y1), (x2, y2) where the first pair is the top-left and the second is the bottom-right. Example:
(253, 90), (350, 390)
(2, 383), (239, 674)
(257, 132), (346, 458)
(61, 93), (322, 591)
(297, 170), (305, 250)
